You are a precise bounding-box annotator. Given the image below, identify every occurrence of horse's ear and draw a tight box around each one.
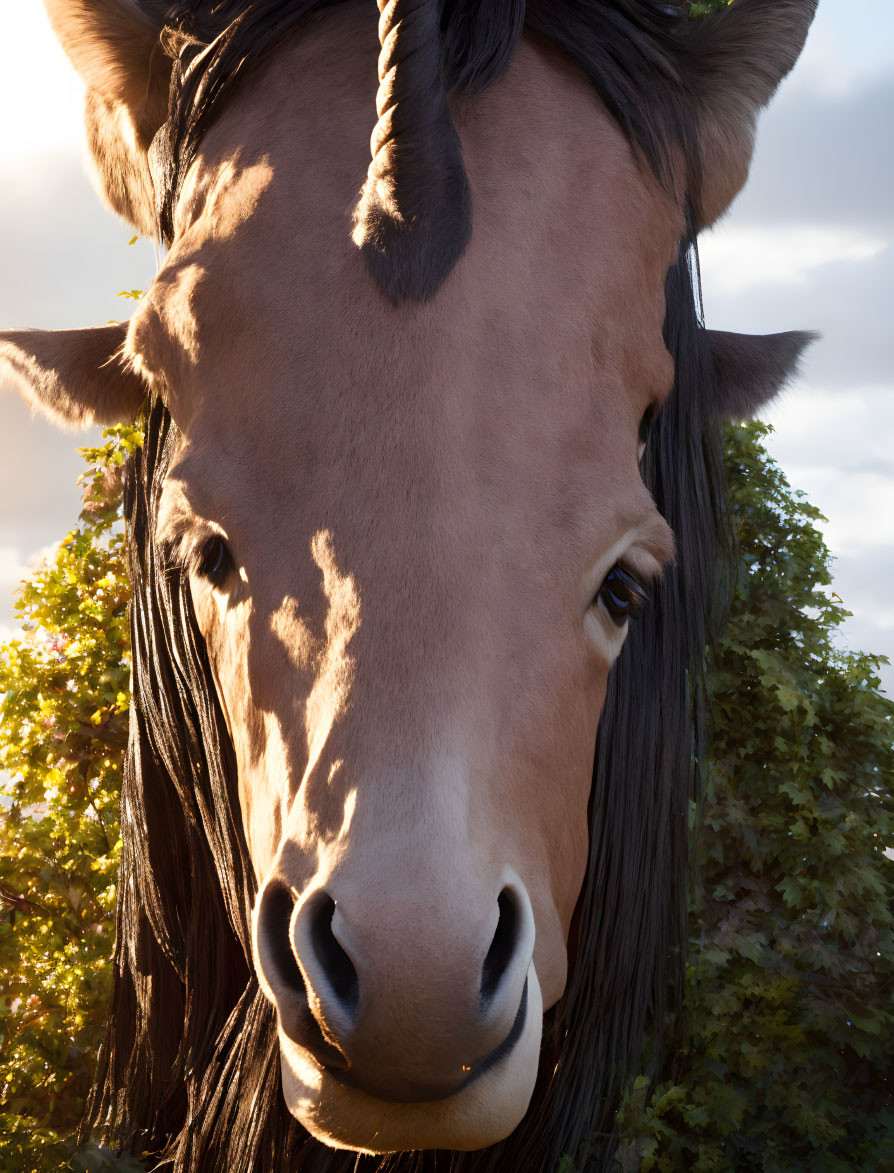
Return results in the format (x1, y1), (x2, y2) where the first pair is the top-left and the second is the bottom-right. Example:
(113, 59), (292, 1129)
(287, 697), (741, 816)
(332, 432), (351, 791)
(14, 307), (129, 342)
(705, 329), (817, 420)
(678, 0), (818, 228)
(0, 324), (147, 428)
(43, 0), (171, 235)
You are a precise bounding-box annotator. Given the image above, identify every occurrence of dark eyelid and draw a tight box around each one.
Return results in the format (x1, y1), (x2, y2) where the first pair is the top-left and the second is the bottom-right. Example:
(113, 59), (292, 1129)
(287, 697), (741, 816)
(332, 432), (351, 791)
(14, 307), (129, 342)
(610, 564), (652, 605)
(596, 563), (653, 629)
(158, 532), (190, 572)
(159, 529), (221, 584)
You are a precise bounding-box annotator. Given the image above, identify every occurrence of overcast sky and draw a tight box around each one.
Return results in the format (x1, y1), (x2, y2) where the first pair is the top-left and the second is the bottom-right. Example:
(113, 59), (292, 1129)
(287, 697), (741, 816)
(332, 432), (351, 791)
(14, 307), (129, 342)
(0, 2), (892, 695)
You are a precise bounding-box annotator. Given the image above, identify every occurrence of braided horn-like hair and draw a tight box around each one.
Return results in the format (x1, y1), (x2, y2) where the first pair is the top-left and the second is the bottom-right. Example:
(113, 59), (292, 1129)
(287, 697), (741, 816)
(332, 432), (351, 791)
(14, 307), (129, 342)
(353, 0), (472, 302)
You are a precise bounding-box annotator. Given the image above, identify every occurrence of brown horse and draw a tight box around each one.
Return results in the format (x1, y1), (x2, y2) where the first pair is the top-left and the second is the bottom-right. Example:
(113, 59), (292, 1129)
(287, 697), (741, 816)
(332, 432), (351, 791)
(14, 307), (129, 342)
(0, 1), (817, 1169)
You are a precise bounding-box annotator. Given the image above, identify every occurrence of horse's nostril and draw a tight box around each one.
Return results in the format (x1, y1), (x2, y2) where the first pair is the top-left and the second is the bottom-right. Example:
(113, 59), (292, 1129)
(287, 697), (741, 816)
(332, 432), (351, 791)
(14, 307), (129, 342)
(259, 881), (306, 998)
(309, 895), (359, 1015)
(255, 881), (349, 1071)
(480, 887), (521, 1010)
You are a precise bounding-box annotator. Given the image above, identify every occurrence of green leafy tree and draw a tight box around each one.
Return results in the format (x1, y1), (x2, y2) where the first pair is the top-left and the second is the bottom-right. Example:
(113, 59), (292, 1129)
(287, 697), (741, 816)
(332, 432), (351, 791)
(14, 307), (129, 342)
(0, 427), (142, 1172)
(617, 422), (894, 1172)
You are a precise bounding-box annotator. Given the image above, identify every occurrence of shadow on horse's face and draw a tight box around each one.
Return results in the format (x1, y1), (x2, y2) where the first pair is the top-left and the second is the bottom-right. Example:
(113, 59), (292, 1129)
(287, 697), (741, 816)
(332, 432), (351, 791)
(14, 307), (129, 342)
(126, 16), (678, 1150)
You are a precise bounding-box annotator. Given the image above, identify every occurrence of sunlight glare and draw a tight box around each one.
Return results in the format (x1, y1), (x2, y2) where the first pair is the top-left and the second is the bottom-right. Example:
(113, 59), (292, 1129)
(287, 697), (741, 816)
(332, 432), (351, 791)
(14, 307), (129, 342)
(1, 7), (85, 160)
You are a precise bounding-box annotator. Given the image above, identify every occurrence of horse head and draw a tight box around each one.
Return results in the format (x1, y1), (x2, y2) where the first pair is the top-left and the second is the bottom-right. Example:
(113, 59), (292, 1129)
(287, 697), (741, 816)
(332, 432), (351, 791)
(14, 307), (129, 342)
(1, 0), (817, 1164)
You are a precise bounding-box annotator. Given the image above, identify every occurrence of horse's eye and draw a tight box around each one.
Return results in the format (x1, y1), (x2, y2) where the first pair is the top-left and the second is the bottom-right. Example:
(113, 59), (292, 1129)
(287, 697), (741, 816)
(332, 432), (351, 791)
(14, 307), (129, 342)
(596, 565), (651, 627)
(195, 535), (234, 588)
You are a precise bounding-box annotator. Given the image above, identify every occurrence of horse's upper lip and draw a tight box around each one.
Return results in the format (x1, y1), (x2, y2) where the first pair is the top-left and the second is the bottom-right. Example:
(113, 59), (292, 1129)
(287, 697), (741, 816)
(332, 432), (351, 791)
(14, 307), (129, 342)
(322, 976), (530, 1105)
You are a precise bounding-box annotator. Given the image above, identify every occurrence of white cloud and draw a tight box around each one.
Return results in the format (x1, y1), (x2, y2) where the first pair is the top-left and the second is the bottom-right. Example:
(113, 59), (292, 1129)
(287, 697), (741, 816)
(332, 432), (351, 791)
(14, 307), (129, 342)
(771, 466), (894, 559)
(765, 386), (894, 474)
(763, 386), (894, 562)
(699, 225), (886, 297)
(759, 381), (894, 697)
(0, 8), (85, 159)
(789, 0), (894, 99)
(0, 544), (61, 632)
(0, 546), (30, 596)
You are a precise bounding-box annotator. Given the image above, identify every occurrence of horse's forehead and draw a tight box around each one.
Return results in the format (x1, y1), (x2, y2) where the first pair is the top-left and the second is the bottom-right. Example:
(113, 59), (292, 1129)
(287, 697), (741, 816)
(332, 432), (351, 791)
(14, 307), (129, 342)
(132, 17), (681, 525)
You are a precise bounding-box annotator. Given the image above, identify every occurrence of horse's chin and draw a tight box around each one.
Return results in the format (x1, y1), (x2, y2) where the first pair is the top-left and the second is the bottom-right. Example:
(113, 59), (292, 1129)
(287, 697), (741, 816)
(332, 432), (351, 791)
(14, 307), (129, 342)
(278, 966), (543, 1155)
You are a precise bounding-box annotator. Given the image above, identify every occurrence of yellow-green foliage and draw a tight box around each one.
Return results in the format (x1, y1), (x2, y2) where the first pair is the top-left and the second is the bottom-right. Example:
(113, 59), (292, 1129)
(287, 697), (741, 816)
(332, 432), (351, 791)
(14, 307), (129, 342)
(0, 427), (142, 1173)
(688, 1), (728, 17)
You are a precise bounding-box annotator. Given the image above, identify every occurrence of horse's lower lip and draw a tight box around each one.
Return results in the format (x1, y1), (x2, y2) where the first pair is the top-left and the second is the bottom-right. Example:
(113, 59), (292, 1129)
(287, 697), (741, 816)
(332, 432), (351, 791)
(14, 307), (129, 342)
(325, 977), (530, 1105)
(279, 968), (544, 1154)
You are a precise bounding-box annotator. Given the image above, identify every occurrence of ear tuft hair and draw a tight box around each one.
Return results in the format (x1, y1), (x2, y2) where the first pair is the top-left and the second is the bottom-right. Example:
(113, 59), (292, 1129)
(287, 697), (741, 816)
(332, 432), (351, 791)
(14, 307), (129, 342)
(706, 328), (818, 420)
(43, 0), (171, 234)
(680, 0), (818, 227)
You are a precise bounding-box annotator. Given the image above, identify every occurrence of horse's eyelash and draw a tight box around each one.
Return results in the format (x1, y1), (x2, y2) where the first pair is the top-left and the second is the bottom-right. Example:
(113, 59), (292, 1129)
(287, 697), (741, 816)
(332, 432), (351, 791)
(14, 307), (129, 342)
(616, 556), (662, 589)
(160, 531), (199, 573)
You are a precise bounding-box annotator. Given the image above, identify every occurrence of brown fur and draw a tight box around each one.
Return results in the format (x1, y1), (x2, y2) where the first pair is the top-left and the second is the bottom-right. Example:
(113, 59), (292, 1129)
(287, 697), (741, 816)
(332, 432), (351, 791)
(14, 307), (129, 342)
(123, 14), (680, 1149)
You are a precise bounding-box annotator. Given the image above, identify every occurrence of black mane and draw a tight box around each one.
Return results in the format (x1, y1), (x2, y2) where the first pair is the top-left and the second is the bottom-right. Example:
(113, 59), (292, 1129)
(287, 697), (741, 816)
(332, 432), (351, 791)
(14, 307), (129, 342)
(87, 4), (727, 1170)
